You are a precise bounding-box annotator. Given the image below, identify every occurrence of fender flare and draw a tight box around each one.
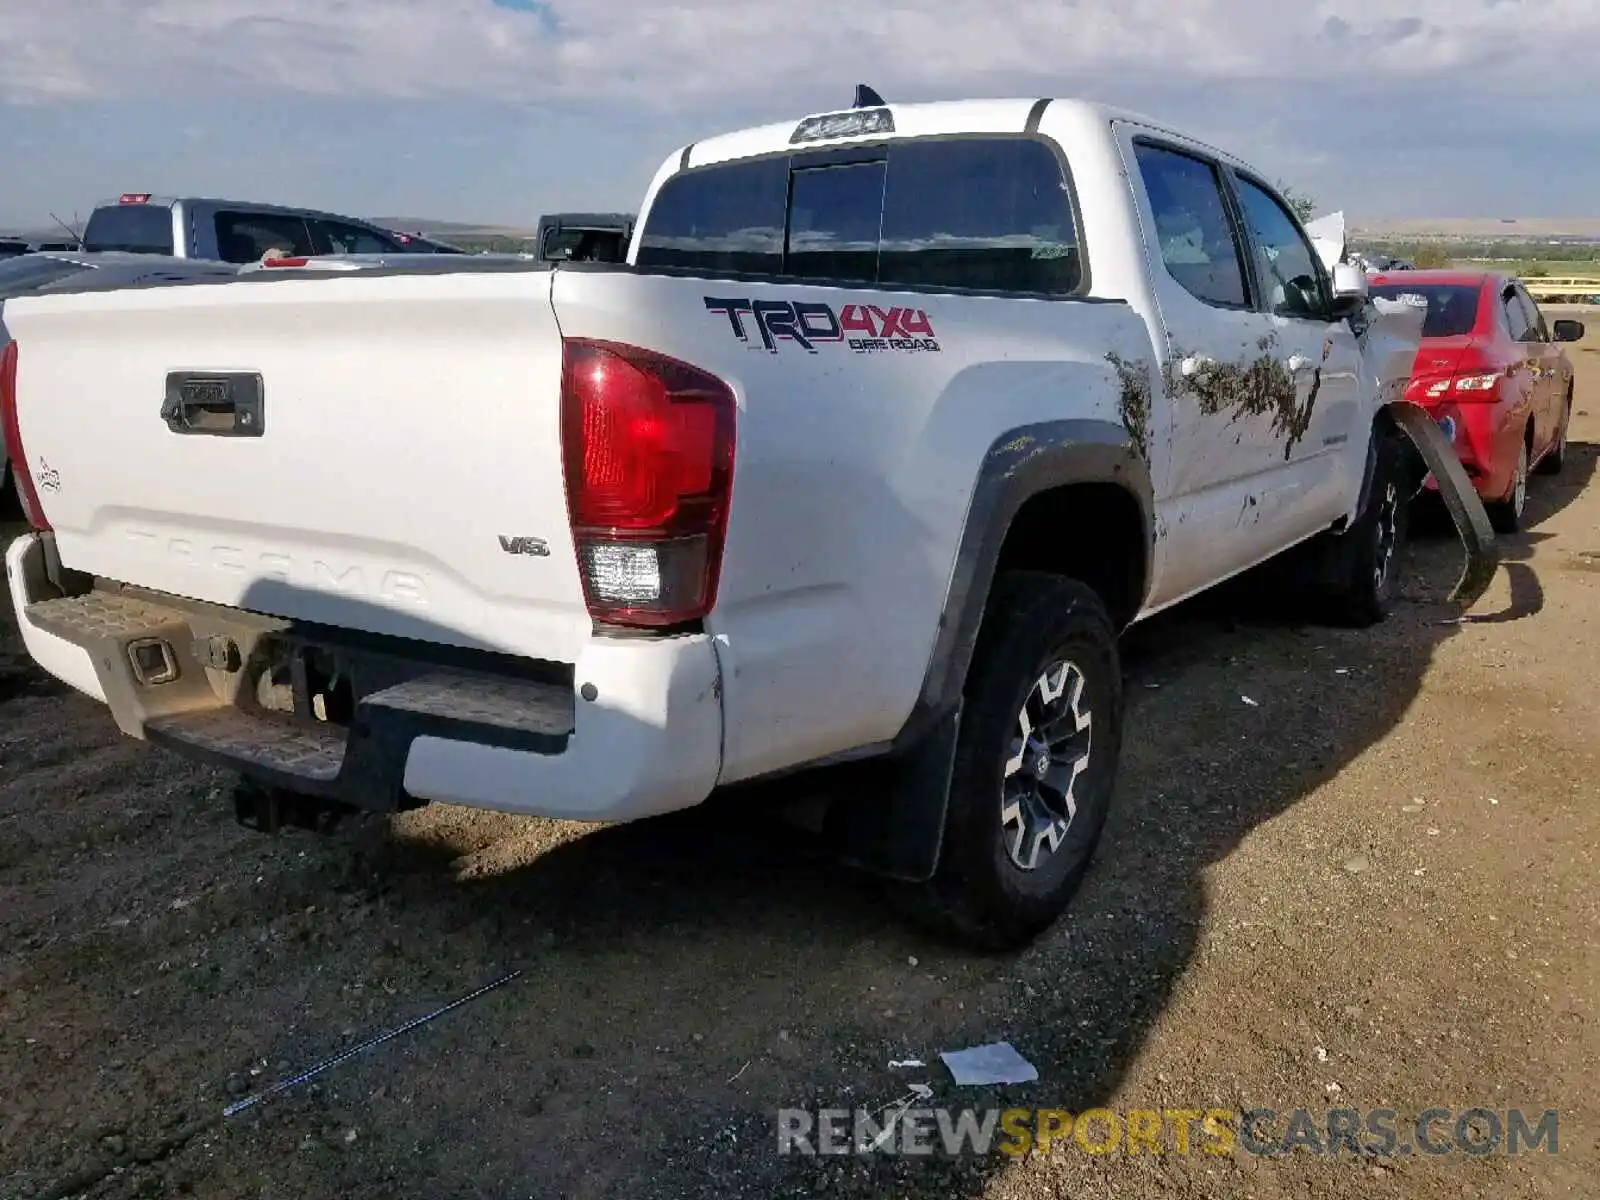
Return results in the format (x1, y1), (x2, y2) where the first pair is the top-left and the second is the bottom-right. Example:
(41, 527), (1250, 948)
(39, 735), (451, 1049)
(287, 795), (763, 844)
(830, 419), (1152, 884)
(899, 417), (1154, 744)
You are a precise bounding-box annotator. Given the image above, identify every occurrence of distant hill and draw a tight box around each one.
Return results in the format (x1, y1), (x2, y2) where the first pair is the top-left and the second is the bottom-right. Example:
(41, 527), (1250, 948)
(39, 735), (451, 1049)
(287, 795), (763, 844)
(1351, 216), (1600, 243)
(371, 217), (539, 238)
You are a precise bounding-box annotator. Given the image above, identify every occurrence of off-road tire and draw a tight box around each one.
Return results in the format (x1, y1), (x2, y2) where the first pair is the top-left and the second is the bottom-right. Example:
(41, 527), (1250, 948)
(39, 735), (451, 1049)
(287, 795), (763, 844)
(907, 572), (1123, 952)
(1316, 430), (1411, 628)
(1485, 432), (1530, 534)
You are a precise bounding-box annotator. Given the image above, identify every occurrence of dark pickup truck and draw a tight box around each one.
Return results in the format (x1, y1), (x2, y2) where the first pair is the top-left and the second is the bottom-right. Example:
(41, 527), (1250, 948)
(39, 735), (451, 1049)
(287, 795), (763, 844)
(534, 212), (635, 263)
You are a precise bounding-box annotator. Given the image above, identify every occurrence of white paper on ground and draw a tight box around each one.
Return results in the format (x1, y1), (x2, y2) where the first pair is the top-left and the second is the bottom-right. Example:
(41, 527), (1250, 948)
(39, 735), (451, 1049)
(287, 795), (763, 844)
(939, 1041), (1039, 1086)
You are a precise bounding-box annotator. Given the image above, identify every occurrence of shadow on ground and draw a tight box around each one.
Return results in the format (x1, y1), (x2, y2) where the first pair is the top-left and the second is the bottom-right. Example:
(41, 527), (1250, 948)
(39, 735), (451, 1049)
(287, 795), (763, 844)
(0, 444), (1593, 1199)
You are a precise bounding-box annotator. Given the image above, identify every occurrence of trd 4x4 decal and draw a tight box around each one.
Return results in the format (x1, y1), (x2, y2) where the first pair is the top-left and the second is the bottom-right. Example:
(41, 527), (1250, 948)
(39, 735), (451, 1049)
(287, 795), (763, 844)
(703, 297), (941, 355)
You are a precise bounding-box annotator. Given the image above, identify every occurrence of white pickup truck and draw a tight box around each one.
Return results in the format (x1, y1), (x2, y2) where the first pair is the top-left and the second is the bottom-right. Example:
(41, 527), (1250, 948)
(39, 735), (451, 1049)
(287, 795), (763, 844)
(3, 94), (1468, 948)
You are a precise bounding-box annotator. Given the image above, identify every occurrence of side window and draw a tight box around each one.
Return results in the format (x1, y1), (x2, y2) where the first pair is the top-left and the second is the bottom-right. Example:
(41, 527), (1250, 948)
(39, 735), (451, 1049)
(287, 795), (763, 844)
(213, 212), (314, 263)
(1501, 288), (1533, 342)
(1233, 175), (1329, 320)
(879, 138), (1081, 293)
(786, 161), (886, 283)
(635, 156), (788, 274)
(1515, 285), (1548, 341)
(1132, 143), (1248, 308)
(314, 220), (400, 255)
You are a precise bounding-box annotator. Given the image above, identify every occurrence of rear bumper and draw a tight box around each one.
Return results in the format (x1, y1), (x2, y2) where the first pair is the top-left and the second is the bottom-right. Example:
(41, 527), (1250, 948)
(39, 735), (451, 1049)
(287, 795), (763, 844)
(6, 533), (723, 822)
(1415, 403), (1521, 502)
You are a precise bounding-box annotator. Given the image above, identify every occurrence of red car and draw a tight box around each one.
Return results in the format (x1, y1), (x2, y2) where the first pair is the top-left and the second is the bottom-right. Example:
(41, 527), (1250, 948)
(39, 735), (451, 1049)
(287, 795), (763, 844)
(1369, 270), (1583, 532)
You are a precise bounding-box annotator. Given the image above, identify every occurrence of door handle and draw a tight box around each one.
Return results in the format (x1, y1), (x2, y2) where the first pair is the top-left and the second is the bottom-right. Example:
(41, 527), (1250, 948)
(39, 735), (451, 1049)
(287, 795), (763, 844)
(1180, 354), (1215, 378)
(161, 372), (265, 437)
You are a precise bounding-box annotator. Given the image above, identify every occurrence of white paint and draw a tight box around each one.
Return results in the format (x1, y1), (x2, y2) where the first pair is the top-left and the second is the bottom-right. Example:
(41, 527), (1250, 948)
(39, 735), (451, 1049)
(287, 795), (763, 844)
(5, 95), (1421, 823)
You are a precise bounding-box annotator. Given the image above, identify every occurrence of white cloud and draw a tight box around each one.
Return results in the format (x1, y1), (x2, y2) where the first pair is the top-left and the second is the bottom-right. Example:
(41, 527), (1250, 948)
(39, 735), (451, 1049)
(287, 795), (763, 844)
(3, 0), (1598, 110)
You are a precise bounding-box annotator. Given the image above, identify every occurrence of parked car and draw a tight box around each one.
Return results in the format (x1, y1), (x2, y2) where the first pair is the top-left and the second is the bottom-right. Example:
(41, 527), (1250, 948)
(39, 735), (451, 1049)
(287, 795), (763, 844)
(0, 250), (241, 499)
(0, 239), (29, 260)
(4, 93), (1435, 948)
(80, 195), (430, 263)
(1369, 270), (1582, 532)
(535, 212), (635, 263)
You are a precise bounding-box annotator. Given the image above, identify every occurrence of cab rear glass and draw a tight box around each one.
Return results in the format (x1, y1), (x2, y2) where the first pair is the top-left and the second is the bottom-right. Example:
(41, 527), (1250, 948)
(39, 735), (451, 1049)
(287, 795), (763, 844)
(636, 136), (1082, 295)
(82, 205), (177, 255)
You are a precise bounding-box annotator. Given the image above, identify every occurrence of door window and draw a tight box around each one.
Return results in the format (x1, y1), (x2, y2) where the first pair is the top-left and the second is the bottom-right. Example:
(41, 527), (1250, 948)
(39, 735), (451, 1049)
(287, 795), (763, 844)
(313, 220), (402, 255)
(1132, 143), (1249, 308)
(1233, 175), (1329, 320)
(1501, 287), (1534, 342)
(213, 212), (315, 262)
(1512, 284), (1547, 341)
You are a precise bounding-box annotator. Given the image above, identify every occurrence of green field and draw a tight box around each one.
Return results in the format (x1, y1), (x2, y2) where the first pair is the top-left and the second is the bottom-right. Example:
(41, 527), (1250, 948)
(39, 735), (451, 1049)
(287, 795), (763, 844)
(1455, 258), (1600, 278)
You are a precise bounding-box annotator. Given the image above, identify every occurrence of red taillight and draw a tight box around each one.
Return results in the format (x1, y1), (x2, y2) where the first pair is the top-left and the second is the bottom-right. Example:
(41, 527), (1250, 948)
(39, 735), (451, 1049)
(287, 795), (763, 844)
(261, 256), (311, 267)
(119, 192), (151, 205)
(0, 342), (51, 531)
(560, 339), (735, 628)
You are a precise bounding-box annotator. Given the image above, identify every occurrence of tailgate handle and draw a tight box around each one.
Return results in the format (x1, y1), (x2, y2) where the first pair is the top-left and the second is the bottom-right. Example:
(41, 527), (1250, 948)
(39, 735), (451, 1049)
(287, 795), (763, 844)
(161, 372), (265, 437)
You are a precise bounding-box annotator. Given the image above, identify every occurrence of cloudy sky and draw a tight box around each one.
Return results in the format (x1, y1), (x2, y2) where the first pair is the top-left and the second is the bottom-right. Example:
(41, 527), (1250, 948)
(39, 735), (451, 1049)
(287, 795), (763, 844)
(1, 0), (1596, 231)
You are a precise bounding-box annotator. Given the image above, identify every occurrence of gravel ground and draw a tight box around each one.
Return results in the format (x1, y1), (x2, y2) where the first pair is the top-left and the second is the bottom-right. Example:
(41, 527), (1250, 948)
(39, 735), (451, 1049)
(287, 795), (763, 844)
(2, 322), (1597, 1200)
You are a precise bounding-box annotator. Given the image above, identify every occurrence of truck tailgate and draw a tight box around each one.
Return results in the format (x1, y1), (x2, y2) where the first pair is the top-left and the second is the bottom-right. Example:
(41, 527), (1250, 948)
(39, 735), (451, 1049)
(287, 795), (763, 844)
(7, 269), (592, 662)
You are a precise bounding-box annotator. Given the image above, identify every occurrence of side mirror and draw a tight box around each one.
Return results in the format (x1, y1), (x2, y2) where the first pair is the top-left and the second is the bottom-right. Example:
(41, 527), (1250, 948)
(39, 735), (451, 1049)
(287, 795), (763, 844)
(1552, 318), (1585, 343)
(1328, 261), (1369, 320)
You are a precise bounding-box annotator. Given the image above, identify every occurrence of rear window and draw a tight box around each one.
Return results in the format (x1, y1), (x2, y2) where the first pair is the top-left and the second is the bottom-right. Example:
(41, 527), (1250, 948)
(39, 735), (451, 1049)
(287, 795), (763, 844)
(83, 204), (176, 255)
(1369, 282), (1481, 338)
(636, 156), (788, 274)
(636, 136), (1081, 294)
(0, 256), (91, 300)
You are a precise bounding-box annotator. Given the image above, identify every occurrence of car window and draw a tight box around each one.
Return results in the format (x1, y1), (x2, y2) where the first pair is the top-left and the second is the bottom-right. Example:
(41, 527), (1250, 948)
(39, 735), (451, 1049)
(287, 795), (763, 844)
(1514, 285), (1548, 341)
(1369, 283), (1482, 338)
(313, 220), (401, 255)
(213, 212), (315, 263)
(786, 162), (885, 283)
(878, 138), (1081, 293)
(1233, 175), (1329, 320)
(1500, 287), (1533, 342)
(1132, 143), (1248, 308)
(0, 256), (91, 300)
(82, 205), (176, 255)
(635, 156), (788, 274)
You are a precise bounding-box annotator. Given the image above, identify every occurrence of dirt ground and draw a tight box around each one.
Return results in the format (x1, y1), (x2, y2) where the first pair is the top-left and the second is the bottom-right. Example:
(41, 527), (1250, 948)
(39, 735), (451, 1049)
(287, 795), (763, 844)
(2, 319), (1597, 1200)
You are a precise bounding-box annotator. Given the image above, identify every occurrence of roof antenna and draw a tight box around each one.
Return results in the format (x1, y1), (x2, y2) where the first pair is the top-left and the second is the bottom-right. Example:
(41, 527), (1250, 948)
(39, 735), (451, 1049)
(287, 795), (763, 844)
(853, 83), (886, 108)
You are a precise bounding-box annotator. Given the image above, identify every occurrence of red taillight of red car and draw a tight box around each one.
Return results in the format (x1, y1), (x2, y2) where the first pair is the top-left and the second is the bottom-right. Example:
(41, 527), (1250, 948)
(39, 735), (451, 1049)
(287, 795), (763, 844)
(0, 341), (52, 531)
(1410, 365), (1510, 404)
(559, 339), (736, 628)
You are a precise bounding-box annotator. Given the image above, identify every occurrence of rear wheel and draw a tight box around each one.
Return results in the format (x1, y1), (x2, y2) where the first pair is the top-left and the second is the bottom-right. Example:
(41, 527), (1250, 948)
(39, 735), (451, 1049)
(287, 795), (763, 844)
(908, 572), (1122, 951)
(1313, 430), (1410, 628)
(1486, 434), (1530, 534)
(1535, 391), (1572, 477)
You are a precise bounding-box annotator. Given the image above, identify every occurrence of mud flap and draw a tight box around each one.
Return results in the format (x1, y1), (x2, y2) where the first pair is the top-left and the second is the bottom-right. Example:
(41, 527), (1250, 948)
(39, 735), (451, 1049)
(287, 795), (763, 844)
(1387, 400), (1500, 608)
(823, 703), (960, 883)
